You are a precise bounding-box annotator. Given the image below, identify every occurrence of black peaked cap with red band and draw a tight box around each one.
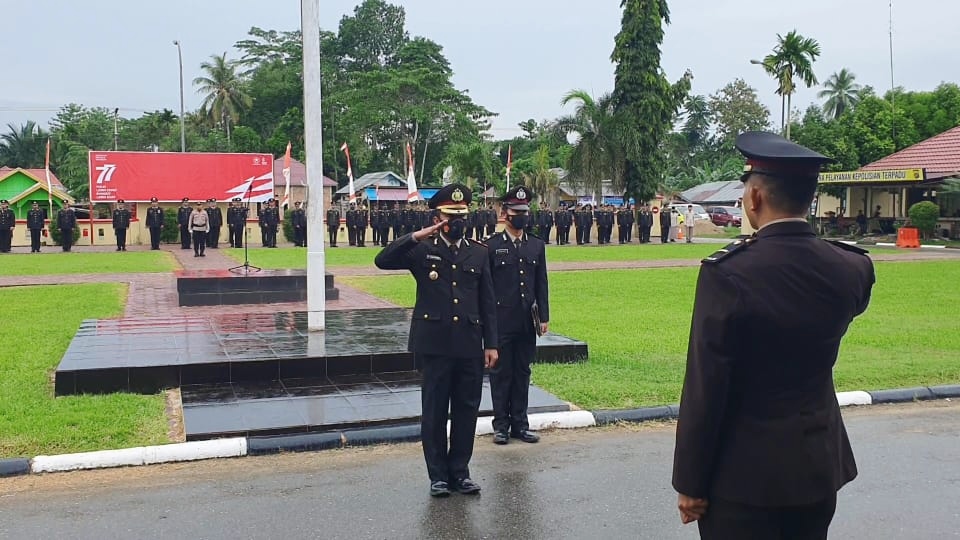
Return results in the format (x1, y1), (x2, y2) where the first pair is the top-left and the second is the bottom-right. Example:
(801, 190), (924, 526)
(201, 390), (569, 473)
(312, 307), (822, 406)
(736, 131), (834, 182)
(428, 183), (471, 215)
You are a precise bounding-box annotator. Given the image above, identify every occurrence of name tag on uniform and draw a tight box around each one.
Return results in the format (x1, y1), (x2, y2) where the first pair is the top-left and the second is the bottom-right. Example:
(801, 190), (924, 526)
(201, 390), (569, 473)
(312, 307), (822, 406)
(426, 254), (442, 261)
(496, 249), (509, 254)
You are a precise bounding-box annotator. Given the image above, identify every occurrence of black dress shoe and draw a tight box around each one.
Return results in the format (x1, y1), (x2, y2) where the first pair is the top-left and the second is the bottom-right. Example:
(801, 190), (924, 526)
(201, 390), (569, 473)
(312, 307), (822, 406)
(430, 480), (451, 498)
(511, 430), (540, 443)
(493, 431), (509, 445)
(454, 478), (481, 494)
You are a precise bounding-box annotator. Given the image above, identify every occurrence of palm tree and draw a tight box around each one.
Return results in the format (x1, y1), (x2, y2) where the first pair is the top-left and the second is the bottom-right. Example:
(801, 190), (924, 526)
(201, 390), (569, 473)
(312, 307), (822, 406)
(680, 94), (711, 149)
(0, 121), (47, 168)
(755, 30), (821, 139)
(553, 90), (633, 197)
(192, 53), (252, 144)
(818, 69), (862, 120)
(521, 145), (560, 207)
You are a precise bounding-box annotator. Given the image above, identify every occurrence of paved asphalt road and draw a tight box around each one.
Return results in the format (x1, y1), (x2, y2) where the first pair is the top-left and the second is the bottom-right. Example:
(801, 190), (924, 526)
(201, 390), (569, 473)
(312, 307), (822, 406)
(2, 401), (958, 539)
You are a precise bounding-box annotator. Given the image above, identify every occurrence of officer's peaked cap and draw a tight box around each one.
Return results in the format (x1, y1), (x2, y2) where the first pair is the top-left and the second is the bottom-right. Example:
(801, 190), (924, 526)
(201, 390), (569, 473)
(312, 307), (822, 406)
(737, 131), (834, 182)
(429, 183), (471, 215)
(501, 186), (534, 211)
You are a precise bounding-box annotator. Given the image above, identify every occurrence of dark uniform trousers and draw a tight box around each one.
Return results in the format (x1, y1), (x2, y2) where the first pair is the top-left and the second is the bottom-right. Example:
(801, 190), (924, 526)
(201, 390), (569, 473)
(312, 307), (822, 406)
(149, 227), (161, 249)
(30, 229), (41, 251)
(487, 232), (549, 435)
(60, 228), (73, 251)
(374, 233), (497, 484)
(0, 230), (11, 252)
(208, 227), (220, 248)
(698, 493), (837, 540)
(116, 228), (127, 249)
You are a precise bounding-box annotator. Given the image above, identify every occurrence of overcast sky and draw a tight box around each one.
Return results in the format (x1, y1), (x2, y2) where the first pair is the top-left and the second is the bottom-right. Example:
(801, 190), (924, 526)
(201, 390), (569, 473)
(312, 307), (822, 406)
(2, 0), (957, 139)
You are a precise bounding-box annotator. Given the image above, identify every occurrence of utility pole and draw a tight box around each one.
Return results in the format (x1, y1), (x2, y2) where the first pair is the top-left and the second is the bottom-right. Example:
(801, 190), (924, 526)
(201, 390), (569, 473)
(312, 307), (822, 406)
(113, 108), (119, 150)
(173, 40), (186, 152)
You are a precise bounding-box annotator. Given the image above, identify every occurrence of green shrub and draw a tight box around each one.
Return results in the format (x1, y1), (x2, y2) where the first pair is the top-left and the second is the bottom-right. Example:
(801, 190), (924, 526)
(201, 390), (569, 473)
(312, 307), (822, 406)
(161, 209), (180, 243)
(908, 201), (940, 238)
(49, 223), (81, 245)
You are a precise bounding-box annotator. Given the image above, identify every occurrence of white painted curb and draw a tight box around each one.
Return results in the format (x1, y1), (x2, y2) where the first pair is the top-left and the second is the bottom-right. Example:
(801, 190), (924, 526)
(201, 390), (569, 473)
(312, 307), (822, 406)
(31, 438), (247, 473)
(474, 410), (596, 436)
(836, 391), (873, 407)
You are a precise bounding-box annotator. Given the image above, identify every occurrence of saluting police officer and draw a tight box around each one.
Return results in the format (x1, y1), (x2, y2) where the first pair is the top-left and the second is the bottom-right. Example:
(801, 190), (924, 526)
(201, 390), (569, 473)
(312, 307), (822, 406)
(112, 199), (131, 251)
(486, 186), (549, 445)
(374, 183), (498, 498)
(672, 132), (876, 539)
(146, 197), (165, 250)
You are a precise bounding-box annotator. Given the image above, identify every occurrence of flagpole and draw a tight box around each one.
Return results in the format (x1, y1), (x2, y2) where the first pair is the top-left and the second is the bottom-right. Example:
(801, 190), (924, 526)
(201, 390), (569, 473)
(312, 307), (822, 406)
(302, 0), (326, 330)
(45, 138), (53, 233)
(506, 144), (512, 192)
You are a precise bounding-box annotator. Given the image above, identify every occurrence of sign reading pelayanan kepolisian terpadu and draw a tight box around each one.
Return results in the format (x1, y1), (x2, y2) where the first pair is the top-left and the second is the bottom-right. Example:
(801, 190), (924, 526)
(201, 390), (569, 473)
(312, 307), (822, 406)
(88, 151), (275, 203)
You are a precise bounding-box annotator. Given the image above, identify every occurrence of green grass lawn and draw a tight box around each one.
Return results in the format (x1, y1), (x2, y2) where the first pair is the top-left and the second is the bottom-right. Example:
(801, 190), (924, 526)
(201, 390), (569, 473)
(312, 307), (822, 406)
(0, 251), (177, 276)
(0, 284), (168, 458)
(225, 242), (719, 269)
(340, 260), (960, 410)
(701, 226), (743, 239)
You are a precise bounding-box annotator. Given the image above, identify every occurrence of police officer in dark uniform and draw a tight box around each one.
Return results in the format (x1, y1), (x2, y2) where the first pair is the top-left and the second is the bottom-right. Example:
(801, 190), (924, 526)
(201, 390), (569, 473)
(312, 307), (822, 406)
(659, 204), (671, 244)
(374, 183), (498, 498)
(291, 201), (307, 247)
(265, 199), (280, 248)
(326, 202), (341, 247)
(377, 206), (390, 247)
(356, 204), (368, 247)
(673, 132), (876, 539)
(27, 201), (45, 253)
(0, 199), (13, 253)
(57, 200), (76, 252)
(538, 204), (554, 243)
(639, 205), (653, 243)
(229, 198), (247, 248)
(206, 199), (223, 248)
(112, 200), (131, 251)
(370, 205), (381, 245)
(146, 197), (164, 250)
(177, 198), (192, 249)
(226, 199), (238, 248)
(487, 186), (550, 445)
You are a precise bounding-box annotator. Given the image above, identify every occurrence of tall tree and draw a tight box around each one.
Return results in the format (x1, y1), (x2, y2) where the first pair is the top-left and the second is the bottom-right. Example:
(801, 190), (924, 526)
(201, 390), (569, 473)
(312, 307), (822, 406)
(0, 122), (46, 169)
(818, 68), (861, 120)
(521, 145), (560, 207)
(611, 0), (692, 201)
(680, 94), (711, 149)
(709, 79), (772, 146)
(756, 30), (821, 139)
(554, 90), (630, 197)
(337, 0), (409, 71)
(192, 53), (252, 144)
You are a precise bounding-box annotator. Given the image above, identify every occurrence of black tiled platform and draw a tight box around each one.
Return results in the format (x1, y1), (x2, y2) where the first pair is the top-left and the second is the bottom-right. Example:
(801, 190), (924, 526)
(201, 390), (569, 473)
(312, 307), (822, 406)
(175, 269), (338, 306)
(54, 308), (588, 396)
(181, 372), (571, 440)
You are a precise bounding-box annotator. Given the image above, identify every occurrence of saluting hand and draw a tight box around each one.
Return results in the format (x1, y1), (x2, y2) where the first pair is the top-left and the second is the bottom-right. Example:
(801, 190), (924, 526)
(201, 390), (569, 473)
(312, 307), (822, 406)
(413, 219), (447, 242)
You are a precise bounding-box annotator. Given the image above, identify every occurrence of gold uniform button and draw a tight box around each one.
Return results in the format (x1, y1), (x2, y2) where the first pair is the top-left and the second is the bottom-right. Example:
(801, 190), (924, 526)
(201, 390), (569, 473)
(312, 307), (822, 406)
(520, 270), (525, 275)
(453, 299), (459, 304)
(452, 281), (457, 287)
(452, 264), (457, 270)
(423, 314), (429, 319)
(520, 282), (525, 286)
(453, 316), (459, 322)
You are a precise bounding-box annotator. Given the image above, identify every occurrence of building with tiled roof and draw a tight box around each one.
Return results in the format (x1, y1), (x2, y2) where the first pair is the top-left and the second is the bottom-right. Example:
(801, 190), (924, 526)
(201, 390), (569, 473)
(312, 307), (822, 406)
(815, 125), (960, 236)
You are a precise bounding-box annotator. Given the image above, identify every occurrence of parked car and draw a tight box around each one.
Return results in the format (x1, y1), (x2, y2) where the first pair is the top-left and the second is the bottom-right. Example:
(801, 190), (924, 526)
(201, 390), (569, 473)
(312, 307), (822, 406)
(666, 203), (710, 221)
(706, 206), (742, 227)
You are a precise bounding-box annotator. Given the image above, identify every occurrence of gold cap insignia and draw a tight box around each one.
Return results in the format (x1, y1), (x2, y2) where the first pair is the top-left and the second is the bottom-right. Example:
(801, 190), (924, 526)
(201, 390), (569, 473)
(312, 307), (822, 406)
(452, 189), (464, 202)
(517, 188), (526, 200)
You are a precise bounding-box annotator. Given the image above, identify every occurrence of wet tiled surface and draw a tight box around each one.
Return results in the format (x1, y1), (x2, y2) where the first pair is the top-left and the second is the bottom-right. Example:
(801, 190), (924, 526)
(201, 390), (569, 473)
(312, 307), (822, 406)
(181, 372), (571, 440)
(54, 308), (588, 395)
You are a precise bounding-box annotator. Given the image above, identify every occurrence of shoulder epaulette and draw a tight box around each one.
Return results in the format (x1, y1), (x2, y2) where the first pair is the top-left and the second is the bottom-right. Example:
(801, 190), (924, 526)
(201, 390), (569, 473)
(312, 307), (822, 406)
(702, 237), (756, 264)
(826, 240), (869, 256)
(467, 238), (488, 248)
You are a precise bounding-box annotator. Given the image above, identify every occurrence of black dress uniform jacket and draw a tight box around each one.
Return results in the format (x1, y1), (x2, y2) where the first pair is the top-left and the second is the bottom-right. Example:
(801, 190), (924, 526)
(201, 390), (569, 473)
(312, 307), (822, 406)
(486, 231), (550, 335)
(146, 207), (164, 227)
(374, 233), (497, 356)
(673, 221), (875, 507)
(112, 208), (131, 229)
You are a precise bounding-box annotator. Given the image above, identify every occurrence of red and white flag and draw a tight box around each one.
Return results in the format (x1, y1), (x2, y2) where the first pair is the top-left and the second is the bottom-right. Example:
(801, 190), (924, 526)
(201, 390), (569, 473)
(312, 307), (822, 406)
(340, 142), (356, 204)
(506, 144), (513, 191)
(280, 141), (292, 217)
(45, 138), (54, 221)
(405, 142), (420, 202)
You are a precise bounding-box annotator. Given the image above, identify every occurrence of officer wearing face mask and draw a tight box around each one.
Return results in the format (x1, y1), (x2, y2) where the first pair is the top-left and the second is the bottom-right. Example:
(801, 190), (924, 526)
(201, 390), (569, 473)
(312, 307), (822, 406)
(374, 183), (499, 498)
(486, 186), (550, 446)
